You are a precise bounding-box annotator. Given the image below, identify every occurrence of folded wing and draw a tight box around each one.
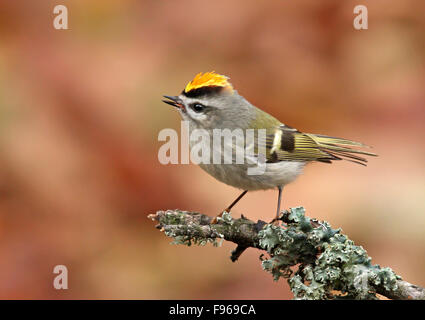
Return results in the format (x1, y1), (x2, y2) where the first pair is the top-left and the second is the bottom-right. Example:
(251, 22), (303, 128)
(264, 125), (377, 166)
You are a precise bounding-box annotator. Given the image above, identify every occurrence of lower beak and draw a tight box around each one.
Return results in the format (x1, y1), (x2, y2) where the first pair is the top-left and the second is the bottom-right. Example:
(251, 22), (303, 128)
(162, 95), (184, 110)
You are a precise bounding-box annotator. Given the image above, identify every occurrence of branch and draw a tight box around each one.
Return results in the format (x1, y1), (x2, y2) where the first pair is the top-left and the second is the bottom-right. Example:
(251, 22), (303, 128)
(148, 207), (425, 300)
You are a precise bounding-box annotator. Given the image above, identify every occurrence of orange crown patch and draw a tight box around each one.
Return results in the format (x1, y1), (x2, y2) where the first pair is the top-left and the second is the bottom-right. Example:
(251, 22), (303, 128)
(184, 72), (233, 94)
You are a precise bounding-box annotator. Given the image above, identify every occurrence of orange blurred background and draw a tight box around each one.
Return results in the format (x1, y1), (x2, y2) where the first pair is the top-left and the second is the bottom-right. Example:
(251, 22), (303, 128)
(0, 0), (424, 299)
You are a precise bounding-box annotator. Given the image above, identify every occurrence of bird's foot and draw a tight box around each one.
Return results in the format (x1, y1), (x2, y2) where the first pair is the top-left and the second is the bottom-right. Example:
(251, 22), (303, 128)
(269, 211), (284, 226)
(211, 210), (228, 224)
(270, 218), (281, 226)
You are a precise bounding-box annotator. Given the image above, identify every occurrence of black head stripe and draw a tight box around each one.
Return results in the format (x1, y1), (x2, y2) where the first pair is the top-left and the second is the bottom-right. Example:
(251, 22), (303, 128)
(182, 86), (224, 98)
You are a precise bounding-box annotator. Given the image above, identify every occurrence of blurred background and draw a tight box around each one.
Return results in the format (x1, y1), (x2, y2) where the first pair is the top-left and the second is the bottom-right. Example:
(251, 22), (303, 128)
(0, 0), (424, 299)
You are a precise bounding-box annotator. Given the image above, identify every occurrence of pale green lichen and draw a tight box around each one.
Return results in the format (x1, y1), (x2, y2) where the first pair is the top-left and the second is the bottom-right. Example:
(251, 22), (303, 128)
(157, 207), (402, 300)
(169, 232), (221, 247)
(258, 207), (400, 300)
(160, 210), (222, 247)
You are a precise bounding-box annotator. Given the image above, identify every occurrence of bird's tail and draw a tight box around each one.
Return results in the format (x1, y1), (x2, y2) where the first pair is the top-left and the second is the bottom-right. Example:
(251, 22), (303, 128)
(307, 134), (378, 166)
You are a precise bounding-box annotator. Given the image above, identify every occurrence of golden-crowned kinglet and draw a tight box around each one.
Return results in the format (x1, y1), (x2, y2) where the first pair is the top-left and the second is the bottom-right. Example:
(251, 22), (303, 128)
(163, 72), (376, 223)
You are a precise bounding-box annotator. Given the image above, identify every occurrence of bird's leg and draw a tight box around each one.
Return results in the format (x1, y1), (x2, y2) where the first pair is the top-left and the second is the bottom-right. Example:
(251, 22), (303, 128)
(276, 186), (283, 219)
(211, 190), (248, 224)
(270, 186), (283, 225)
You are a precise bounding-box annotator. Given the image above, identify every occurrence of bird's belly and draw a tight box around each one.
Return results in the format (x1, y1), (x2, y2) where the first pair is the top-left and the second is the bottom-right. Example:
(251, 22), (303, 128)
(198, 161), (305, 191)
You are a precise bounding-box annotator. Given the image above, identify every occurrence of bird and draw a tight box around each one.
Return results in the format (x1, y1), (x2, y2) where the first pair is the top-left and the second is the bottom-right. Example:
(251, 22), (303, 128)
(162, 71), (376, 224)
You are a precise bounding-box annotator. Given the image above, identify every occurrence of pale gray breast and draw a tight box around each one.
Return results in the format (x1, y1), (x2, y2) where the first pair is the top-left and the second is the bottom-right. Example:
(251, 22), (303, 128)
(198, 161), (305, 191)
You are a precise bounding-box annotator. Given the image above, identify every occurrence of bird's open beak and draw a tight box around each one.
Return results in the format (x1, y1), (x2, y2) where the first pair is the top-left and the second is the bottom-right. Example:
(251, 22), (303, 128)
(162, 95), (184, 110)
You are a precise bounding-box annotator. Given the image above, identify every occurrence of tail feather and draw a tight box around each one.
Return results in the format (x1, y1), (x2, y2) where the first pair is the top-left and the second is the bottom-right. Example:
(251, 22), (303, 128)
(313, 134), (370, 147)
(309, 134), (377, 166)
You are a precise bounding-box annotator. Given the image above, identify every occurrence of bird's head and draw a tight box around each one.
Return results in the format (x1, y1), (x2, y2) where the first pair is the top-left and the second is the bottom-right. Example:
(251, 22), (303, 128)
(163, 72), (255, 130)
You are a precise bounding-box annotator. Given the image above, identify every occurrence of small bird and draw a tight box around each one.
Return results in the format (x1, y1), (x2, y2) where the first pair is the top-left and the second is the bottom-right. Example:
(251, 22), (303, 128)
(163, 72), (376, 224)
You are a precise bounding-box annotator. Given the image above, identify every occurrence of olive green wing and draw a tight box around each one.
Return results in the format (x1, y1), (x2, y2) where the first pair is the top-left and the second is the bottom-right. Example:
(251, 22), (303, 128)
(263, 125), (377, 165)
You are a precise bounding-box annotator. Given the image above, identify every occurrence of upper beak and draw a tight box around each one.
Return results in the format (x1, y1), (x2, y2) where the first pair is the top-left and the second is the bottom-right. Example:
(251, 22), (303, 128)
(162, 95), (184, 110)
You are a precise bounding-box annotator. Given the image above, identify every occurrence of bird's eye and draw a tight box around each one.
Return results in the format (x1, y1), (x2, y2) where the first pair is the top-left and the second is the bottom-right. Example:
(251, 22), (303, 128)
(191, 103), (205, 113)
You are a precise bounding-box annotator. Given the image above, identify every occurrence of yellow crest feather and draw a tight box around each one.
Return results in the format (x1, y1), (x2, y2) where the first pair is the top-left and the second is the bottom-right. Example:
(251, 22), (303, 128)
(184, 72), (233, 93)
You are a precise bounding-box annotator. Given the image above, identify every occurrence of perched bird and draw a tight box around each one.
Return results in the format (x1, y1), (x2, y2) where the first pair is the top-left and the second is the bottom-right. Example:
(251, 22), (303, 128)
(163, 72), (376, 223)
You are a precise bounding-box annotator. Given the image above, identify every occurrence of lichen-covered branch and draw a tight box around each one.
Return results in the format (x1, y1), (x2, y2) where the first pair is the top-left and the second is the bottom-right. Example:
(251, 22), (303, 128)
(148, 207), (425, 300)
